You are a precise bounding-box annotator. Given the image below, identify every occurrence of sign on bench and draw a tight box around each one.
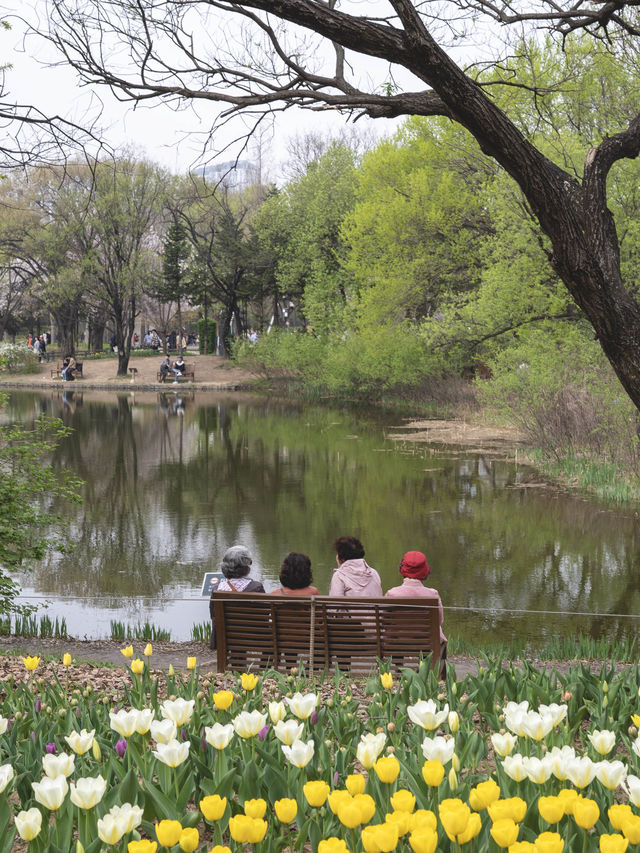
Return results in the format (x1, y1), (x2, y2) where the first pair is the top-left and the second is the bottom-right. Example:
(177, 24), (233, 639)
(211, 592), (442, 675)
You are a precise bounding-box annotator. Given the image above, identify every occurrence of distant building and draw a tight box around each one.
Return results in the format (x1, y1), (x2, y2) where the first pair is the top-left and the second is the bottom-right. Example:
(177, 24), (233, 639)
(191, 160), (256, 189)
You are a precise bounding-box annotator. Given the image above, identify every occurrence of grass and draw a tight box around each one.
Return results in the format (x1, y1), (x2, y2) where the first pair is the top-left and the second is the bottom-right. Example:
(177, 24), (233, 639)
(448, 633), (639, 663)
(191, 622), (212, 643)
(110, 620), (171, 641)
(527, 449), (640, 504)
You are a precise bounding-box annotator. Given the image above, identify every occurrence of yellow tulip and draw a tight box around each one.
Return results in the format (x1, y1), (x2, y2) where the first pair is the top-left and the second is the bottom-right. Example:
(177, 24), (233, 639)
(156, 820), (183, 848)
(488, 798), (527, 823)
(318, 839), (351, 853)
(509, 843), (536, 852)
(346, 774), (366, 796)
(421, 760), (445, 787)
(229, 815), (252, 843)
(199, 795), (227, 821)
(23, 656), (40, 671)
(391, 789), (416, 813)
(556, 790), (578, 816)
(609, 805), (634, 831)
(632, 714), (640, 728)
(213, 690), (234, 710)
(374, 755), (400, 784)
(380, 673), (393, 689)
(304, 780), (330, 807)
(208, 848), (232, 853)
(338, 800), (362, 828)
(534, 831), (565, 853)
(457, 811), (482, 844)
(240, 672), (258, 691)
(120, 646), (133, 659)
(130, 658), (144, 674)
(385, 811), (411, 837)
(244, 798), (267, 819)
(63, 653), (72, 667)
(246, 818), (268, 843)
(599, 835), (629, 853)
(361, 823), (399, 853)
(408, 827), (437, 853)
(439, 799), (471, 840)
(187, 657), (196, 670)
(621, 815), (640, 845)
(538, 796), (565, 825)
(274, 798), (297, 823)
(179, 828), (199, 852)
(410, 811), (437, 832)
(572, 797), (599, 830)
(469, 779), (501, 811)
(127, 842), (158, 853)
(168, 664), (174, 676)
(144, 643), (153, 657)
(328, 790), (353, 815)
(354, 794), (377, 824)
(490, 818), (519, 848)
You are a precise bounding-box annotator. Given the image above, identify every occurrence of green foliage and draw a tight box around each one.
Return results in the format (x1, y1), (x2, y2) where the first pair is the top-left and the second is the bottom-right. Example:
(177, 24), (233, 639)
(191, 621), (211, 642)
(0, 343), (40, 374)
(198, 318), (217, 354)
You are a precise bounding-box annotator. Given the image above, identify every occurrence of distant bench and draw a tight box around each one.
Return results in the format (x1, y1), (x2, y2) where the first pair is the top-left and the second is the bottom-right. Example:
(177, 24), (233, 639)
(51, 361), (83, 379)
(212, 592), (442, 675)
(157, 363), (195, 382)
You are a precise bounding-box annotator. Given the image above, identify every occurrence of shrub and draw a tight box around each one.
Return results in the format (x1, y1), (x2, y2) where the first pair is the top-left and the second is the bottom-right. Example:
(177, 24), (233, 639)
(0, 343), (40, 374)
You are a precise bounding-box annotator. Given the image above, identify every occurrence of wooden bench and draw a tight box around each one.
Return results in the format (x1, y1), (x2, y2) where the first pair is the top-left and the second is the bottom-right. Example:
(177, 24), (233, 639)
(50, 361), (83, 379)
(156, 363), (195, 382)
(212, 592), (442, 675)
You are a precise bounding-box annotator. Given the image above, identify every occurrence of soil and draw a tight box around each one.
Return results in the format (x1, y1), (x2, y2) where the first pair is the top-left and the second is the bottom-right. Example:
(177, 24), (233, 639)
(387, 418), (525, 452)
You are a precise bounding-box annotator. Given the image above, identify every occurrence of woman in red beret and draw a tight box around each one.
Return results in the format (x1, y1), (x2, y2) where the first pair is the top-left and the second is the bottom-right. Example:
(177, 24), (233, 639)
(385, 550), (447, 664)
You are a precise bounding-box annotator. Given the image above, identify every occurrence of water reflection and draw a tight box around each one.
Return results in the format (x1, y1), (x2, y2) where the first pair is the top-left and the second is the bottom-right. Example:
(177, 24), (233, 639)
(4, 389), (640, 644)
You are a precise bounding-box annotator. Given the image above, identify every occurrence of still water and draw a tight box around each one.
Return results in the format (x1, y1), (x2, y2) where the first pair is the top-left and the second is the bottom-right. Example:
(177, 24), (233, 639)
(4, 388), (640, 646)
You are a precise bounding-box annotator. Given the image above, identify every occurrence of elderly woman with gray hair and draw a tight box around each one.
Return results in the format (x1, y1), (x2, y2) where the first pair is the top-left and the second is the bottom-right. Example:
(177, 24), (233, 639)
(209, 546), (265, 649)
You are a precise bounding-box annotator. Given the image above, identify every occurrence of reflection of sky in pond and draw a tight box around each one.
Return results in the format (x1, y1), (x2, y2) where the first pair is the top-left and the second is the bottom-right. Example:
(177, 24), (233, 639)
(5, 388), (640, 644)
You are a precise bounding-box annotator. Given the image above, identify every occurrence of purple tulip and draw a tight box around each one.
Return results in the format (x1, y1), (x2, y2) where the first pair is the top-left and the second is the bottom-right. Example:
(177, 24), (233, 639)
(34, 698), (41, 713)
(257, 725), (270, 741)
(310, 711), (319, 725)
(45, 742), (57, 754)
(333, 771), (340, 787)
(180, 728), (188, 742)
(31, 731), (36, 743)
(115, 739), (127, 757)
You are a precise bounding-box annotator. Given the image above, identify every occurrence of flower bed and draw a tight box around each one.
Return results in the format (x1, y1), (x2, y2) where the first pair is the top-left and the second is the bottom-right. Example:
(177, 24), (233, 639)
(1, 651), (640, 851)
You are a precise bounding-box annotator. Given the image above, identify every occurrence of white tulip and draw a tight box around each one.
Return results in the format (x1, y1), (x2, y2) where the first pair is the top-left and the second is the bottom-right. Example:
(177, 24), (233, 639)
(625, 774), (640, 807)
(588, 729), (616, 756)
(0, 717), (8, 736)
(109, 710), (139, 739)
(503, 701), (529, 737)
(548, 745), (576, 781)
(150, 719), (177, 745)
(97, 814), (126, 845)
(273, 719), (304, 746)
(566, 756), (597, 789)
(32, 774), (68, 810)
(523, 755), (553, 784)
(14, 808), (42, 841)
(0, 764), (13, 793)
(490, 732), (518, 757)
(233, 710), (267, 739)
(204, 723), (235, 750)
(70, 775), (107, 809)
(159, 698), (195, 726)
(539, 703), (568, 727)
(284, 693), (318, 720)
(596, 760), (627, 790)
(133, 708), (155, 734)
(108, 802), (143, 833)
(521, 711), (555, 741)
(631, 738), (640, 760)
(42, 752), (75, 779)
(407, 699), (449, 731)
(268, 701), (287, 724)
(421, 735), (455, 765)
(64, 729), (95, 756)
(281, 739), (314, 768)
(152, 738), (190, 767)
(356, 732), (386, 769)
(502, 754), (528, 782)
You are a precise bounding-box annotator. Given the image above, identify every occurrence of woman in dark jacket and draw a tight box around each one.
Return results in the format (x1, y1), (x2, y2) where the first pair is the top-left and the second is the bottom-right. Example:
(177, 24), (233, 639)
(209, 545), (265, 649)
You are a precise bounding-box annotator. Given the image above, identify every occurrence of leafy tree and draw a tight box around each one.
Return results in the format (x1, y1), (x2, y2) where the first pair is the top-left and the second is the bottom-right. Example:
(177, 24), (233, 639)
(160, 221), (191, 354)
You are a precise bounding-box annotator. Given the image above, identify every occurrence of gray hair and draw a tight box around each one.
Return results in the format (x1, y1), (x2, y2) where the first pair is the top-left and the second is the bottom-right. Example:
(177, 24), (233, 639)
(221, 545), (253, 579)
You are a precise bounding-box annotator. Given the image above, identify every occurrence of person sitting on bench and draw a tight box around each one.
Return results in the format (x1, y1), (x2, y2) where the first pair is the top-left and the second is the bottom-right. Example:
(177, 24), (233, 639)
(61, 355), (76, 381)
(172, 355), (186, 380)
(209, 545), (265, 649)
(159, 355), (171, 382)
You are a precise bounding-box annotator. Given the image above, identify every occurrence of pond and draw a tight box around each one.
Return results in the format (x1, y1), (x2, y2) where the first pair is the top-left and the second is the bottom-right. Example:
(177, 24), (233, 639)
(4, 388), (640, 647)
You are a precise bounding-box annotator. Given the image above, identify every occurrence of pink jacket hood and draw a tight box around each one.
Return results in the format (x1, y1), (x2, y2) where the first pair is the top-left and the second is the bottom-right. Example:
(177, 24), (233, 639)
(329, 558), (383, 597)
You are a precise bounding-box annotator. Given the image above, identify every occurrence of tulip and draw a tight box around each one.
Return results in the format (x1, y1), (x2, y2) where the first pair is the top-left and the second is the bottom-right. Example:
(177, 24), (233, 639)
(374, 755), (400, 783)
(153, 739), (190, 767)
(229, 815), (252, 843)
(274, 798), (297, 823)
(573, 797), (599, 830)
(133, 708), (154, 735)
(448, 711), (459, 734)
(521, 711), (555, 741)
(538, 796), (564, 824)
(490, 818), (519, 848)
(46, 743), (57, 754)
(319, 840), (350, 853)
(156, 820), (183, 847)
(588, 729), (616, 756)
(128, 843), (158, 853)
(200, 794), (227, 822)
(65, 729), (95, 755)
(109, 803), (143, 834)
(625, 775), (640, 807)
(0, 717), (7, 735)
(130, 658), (145, 674)
(144, 643), (152, 657)
(535, 831), (565, 853)
(42, 752), (75, 779)
(469, 779), (501, 811)
(246, 818), (268, 843)
(548, 746), (576, 781)
(14, 808), (42, 841)
(233, 710), (267, 739)
(439, 798), (471, 839)
(303, 780), (330, 807)
(566, 756), (597, 788)
(538, 703), (568, 726)
(610, 804), (634, 831)
(110, 709), (139, 738)
(282, 739), (315, 768)
(391, 789), (416, 813)
(621, 815), (640, 845)
(268, 700), (286, 722)
(488, 798), (527, 823)
(421, 735), (455, 764)
(244, 798), (267, 819)
(70, 775), (107, 809)
(410, 810), (438, 832)
(509, 844), (536, 853)
(380, 672), (393, 689)
(150, 719), (177, 745)
(491, 732), (518, 756)
(285, 692), (319, 720)
(600, 835), (629, 853)
(523, 755), (553, 784)
(328, 790), (353, 815)
(458, 812), (482, 844)
(240, 672), (259, 691)
(361, 823), (400, 853)
(386, 811), (411, 836)
(357, 732), (387, 769)
(121, 645), (134, 658)
(346, 773), (366, 795)
(179, 827), (199, 852)
(115, 740), (127, 757)
(63, 653), (72, 666)
(0, 764), (13, 793)
(556, 789), (578, 815)
(338, 800), (363, 828)
(354, 794), (377, 824)
(160, 698), (195, 726)
(407, 699), (449, 730)
(205, 722), (234, 750)
(597, 760), (627, 790)
(208, 847), (231, 853)
(274, 719), (304, 745)
(186, 656), (196, 670)
(408, 827), (438, 853)
(23, 655), (40, 671)
(213, 690), (234, 710)
(32, 775), (68, 810)
(421, 760), (445, 787)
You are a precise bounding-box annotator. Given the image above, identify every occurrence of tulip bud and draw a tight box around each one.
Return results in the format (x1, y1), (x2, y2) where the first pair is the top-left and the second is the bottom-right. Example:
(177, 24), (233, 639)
(448, 767), (458, 791)
(630, 726), (638, 737)
(77, 843), (85, 853)
(562, 691), (573, 701)
(197, 691), (205, 700)
(603, 696), (608, 708)
(58, 709), (67, 719)
(115, 740), (127, 758)
(14, 711), (22, 721)
(451, 682), (457, 695)
(46, 742), (57, 754)
(310, 711), (319, 725)
(387, 722), (395, 732)
(376, 726), (384, 734)
(448, 711), (459, 734)
(34, 699), (41, 713)
(386, 745), (395, 754)
(92, 740), (101, 761)
(46, 706), (53, 715)
(452, 754), (460, 772)
(602, 681), (608, 693)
